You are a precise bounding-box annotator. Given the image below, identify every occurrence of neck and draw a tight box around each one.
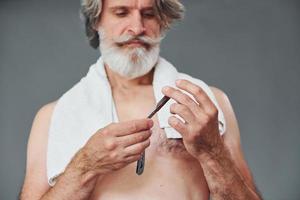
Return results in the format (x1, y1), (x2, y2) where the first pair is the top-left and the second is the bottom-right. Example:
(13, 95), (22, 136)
(104, 64), (154, 90)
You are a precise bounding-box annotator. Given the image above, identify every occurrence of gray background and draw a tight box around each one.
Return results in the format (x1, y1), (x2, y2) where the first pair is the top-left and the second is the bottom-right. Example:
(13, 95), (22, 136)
(0, 0), (299, 199)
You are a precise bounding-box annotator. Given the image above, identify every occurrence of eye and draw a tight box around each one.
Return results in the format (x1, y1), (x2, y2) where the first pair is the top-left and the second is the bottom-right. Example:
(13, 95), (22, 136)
(142, 10), (155, 19)
(115, 9), (128, 17)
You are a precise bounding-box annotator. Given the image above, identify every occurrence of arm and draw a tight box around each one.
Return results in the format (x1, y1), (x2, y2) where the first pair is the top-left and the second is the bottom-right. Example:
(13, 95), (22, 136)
(20, 102), (100, 200)
(198, 87), (262, 199)
(162, 79), (262, 200)
(20, 102), (153, 200)
(210, 87), (259, 192)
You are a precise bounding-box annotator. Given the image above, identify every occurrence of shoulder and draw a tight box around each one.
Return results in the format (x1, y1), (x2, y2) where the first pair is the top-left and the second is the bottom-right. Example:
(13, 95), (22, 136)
(209, 86), (231, 110)
(209, 86), (240, 141)
(27, 100), (58, 170)
(209, 86), (241, 148)
(209, 86), (232, 116)
(28, 101), (58, 155)
(35, 101), (57, 121)
(31, 101), (58, 134)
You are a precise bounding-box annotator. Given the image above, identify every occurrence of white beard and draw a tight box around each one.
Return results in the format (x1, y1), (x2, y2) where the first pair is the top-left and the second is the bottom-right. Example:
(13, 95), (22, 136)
(98, 30), (163, 79)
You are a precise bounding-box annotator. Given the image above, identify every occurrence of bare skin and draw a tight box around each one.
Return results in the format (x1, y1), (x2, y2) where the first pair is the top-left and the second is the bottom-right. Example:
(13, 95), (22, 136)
(20, 0), (262, 199)
(20, 70), (261, 199)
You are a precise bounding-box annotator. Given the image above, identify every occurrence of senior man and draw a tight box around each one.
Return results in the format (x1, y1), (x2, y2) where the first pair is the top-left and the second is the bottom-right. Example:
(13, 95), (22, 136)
(21, 0), (262, 199)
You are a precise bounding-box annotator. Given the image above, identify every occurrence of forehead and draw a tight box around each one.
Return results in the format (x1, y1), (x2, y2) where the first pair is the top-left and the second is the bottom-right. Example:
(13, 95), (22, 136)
(104, 0), (155, 8)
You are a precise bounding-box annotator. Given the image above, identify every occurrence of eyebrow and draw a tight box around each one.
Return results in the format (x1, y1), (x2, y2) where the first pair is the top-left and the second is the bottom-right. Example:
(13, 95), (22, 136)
(109, 6), (127, 12)
(109, 5), (155, 12)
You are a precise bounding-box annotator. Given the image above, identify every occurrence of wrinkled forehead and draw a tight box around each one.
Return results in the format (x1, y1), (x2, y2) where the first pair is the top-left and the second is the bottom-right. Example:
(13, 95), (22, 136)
(103, 0), (155, 9)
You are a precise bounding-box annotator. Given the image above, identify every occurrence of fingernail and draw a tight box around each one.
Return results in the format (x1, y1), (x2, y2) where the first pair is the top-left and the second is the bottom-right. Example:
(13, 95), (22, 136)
(162, 86), (169, 92)
(147, 119), (154, 127)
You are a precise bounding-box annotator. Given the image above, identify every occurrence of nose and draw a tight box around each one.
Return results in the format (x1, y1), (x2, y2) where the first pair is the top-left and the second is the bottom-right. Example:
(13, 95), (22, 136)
(128, 12), (146, 36)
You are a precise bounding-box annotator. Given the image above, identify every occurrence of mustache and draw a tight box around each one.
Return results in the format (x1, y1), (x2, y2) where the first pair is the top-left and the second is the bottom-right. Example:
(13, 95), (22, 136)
(113, 34), (163, 47)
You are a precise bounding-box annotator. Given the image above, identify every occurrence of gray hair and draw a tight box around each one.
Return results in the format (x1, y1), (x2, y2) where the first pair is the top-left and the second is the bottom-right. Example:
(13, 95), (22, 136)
(80, 0), (185, 49)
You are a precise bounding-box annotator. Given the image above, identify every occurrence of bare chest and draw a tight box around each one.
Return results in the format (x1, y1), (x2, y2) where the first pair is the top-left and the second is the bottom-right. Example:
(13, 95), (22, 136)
(112, 89), (189, 156)
(90, 125), (209, 200)
(90, 90), (209, 199)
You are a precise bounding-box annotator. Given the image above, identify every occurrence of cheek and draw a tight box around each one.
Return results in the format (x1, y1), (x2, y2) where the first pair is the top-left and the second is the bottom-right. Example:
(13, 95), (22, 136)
(98, 16), (129, 37)
(101, 22), (127, 39)
(144, 21), (161, 37)
(111, 20), (134, 37)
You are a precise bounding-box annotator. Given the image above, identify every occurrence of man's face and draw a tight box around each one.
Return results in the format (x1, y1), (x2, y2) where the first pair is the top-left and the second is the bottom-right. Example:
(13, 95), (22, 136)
(96, 0), (163, 79)
(98, 0), (161, 45)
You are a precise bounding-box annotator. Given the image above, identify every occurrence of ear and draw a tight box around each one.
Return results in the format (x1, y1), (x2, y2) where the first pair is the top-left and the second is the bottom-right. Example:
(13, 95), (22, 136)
(92, 19), (100, 32)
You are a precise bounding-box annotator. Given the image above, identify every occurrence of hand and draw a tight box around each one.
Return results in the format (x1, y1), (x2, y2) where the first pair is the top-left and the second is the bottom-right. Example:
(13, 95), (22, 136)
(162, 79), (224, 159)
(71, 119), (153, 176)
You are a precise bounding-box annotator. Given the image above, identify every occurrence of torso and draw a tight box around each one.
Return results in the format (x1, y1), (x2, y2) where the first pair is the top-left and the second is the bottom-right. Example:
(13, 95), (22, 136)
(90, 86), (210, 200)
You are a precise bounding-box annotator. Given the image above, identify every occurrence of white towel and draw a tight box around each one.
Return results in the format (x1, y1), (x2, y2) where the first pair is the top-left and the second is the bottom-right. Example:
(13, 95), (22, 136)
(47, 57), (226, 185)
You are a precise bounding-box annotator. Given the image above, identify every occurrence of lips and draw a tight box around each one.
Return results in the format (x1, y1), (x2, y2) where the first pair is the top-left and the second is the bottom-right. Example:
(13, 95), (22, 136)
(125, 40), (145, 46)
(116, 39), (151, 50)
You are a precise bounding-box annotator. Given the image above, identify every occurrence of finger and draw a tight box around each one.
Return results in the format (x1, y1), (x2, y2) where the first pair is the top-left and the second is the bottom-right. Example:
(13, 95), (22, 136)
(175, 79), (217, 115)
(170, 103), (196, 124)
(109, 119), (153, 136)
(123, 154), (142, 163)
(168, 116), (188, 137)
(123, 139), (150, 155)
(119, 130), (152, 147)
(162, 86), (202, 113)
